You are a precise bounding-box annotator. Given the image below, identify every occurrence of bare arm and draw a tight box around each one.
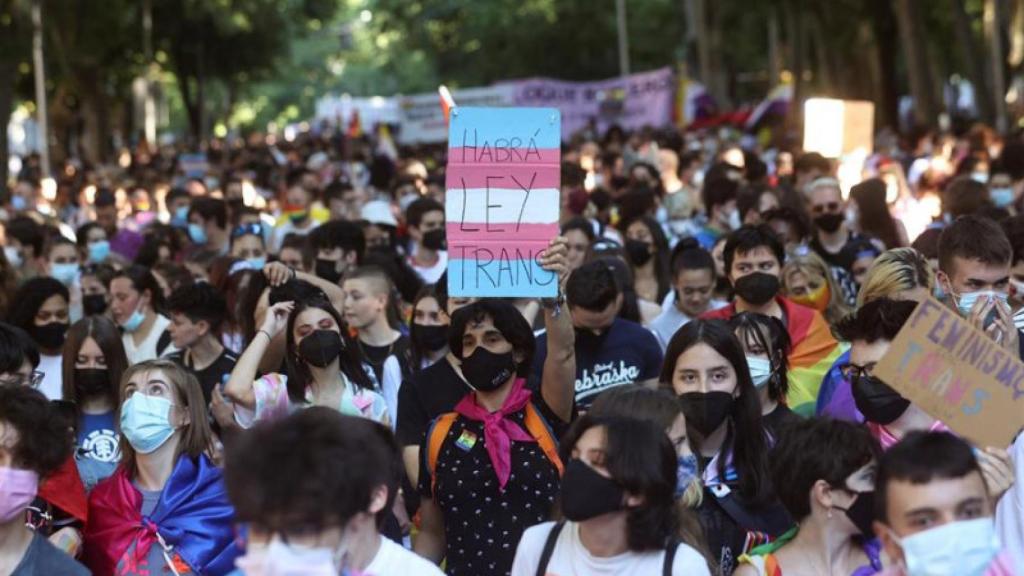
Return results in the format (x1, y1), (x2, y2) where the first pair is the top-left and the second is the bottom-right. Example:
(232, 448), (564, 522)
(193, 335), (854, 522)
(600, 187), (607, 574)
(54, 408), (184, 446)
(224, 300), (294, 409)
(403, 446), (421, 488)
(413, 498), (447, 564)
(538, 237), (575, 422)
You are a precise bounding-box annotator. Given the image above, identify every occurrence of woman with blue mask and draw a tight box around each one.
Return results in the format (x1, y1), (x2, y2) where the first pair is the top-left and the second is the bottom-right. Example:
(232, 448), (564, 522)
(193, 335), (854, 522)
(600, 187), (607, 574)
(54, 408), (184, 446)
(83, 359), (240, 575)
(7, 277), (71, 400)
(729, 312), (798, 438)
(76, 222), (112, 265)
(108, 266), (178, 365)
(229, 223), (268, 271)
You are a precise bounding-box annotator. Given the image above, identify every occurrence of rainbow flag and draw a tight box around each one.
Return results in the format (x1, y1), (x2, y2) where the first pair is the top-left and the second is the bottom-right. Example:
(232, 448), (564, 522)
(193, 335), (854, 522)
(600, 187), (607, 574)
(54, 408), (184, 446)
(445, 107), (561, 298)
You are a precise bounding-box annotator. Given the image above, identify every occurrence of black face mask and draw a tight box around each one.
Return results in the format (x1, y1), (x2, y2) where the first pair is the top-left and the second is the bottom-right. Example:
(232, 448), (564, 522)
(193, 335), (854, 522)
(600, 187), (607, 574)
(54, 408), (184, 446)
(834, 489), (875, 537)
(624, 239), (654, 267)
(460, 347), (516, 392)
(421, 228), (447, 251)
(560, 458), (625, 521)
(74, 368), (110, 398)
(412, 324), (448, 352)
(315, 258), (344, 284)
(852, 374), (910, 425)
(32, 322), (68, 351)
(732, 272), (779, 306)
(813, 213), (845, 233)
(82, 294), (108, 316)
(298, 329), (344, 368)
(678, 391), (734, 438)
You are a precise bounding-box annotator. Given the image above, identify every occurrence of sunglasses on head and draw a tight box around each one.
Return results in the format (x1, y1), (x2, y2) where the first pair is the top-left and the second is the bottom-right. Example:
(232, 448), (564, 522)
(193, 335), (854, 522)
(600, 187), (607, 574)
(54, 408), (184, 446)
(232, 223), (264, 238)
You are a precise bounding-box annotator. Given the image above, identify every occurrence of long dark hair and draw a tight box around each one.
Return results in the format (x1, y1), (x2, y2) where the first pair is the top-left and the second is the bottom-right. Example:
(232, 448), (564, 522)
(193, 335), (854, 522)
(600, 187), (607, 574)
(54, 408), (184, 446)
(284, 295), (373, 402)
(623, 215), (672, 302)
(660, 319), (773, 504)
(728, 312), (791, 404)
(851, 178), (903, 249)
(559, 415), (679, 551)
(6, 277), (69, 336)
(61, 316), (129, 420)
(409, 284), (442, 370)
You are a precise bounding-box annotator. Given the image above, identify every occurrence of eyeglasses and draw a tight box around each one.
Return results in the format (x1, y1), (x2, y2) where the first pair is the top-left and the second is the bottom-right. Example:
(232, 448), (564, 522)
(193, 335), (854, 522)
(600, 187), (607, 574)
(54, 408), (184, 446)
(839, 363), (875, 382)
(232, 223), (264, 238)
(0, 370), (45, 388)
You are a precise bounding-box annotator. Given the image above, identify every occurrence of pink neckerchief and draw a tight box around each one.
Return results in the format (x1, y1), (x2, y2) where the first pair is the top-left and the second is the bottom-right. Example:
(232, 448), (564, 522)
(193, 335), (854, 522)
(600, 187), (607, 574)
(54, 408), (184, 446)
(454, 378), (534, 491)
(870, 420), (950, 450)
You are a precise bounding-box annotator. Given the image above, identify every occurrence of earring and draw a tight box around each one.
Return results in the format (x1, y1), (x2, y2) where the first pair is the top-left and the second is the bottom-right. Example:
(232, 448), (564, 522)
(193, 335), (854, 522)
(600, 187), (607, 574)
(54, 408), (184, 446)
(827, 508), (833, 519)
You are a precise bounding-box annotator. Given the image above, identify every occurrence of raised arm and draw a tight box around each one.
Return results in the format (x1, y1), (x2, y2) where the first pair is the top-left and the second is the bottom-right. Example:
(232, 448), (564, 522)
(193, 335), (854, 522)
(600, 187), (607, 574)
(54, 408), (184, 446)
(538, 236), (575, 422)
(224, 300), (294, 409)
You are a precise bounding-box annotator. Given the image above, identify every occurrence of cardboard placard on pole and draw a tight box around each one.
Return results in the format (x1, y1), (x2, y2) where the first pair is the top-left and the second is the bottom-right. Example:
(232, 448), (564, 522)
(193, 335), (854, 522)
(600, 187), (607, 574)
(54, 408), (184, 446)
(445, 107), (561, 298)
(873, 296), (1024, 448)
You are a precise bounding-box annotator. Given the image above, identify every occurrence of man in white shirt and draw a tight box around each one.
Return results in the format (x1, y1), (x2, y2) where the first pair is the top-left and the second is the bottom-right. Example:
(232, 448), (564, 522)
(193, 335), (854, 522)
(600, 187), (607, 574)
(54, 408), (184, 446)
(225, 407), (443, 575)
(404, 197), (447, 284)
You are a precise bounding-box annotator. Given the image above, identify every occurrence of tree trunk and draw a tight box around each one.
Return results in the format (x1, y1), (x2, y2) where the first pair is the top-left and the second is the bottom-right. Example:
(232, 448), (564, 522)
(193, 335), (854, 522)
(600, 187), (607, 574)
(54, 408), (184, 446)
(895, 0), (940, 127)
(951, 0), (993, 123)
(0, 59), (14, 199)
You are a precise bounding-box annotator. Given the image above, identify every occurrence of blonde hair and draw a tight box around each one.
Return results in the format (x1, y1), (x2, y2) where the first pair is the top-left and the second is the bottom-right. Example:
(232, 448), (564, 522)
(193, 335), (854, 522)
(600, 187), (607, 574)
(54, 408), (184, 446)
(856, 247), (933, 308)
(118, 359), (213, 477)
(781, 252), (851, 324)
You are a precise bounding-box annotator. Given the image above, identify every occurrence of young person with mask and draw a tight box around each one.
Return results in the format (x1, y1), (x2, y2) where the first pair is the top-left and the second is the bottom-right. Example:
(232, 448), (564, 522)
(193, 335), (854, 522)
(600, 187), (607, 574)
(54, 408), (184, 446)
(76, 222), (113, 266)
(622, 215), (672, 305)
(0, 385), (89, 576)
(662, 319), (792, 574)
(651, 239), (724, 350)
(807, 178), (870, 272)
(225, 407), (445, 575)
(165, 282), (239, 403)
(935, 215), (1022, 358)
(83, 359), (240, 575)
(531, 259), (662, 409)
(695, 177), (742, 250)
(415, 240), (574, 576)
(405, 197), (447, 284)
(307, 219), (365, 285)
(511, 415), (711, 576)
(702, 224), (844, 416)
(109, 265), (178, 364)
(62, 316), (129, 492)
(737, 418), (883, 576)
(343, 266), (410, 425)
(728, 312), (797, 436)
(7, 277), (70, 400)
(781, 251), (852, 325)
(409, 285), (449, 370)
(228, 222), (267, 271)
(45, 236), (81, 288)
(873, 432), (1018, 576)
(271, 175), (320, 253)
(187, 197), (230, 255)
(80, 262), (116, 317)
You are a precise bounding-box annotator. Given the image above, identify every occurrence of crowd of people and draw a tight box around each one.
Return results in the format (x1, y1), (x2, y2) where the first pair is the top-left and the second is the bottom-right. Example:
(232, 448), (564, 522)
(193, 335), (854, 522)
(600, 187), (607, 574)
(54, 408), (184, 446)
(0, 120), (1022, 575)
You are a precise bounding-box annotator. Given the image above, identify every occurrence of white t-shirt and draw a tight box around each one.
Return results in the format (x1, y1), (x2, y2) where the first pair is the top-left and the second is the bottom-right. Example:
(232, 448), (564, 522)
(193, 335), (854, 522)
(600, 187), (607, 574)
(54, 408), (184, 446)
(37, 353), (63, 400)
(511, 521), (710, 576)
(410, 250), (448, 285)
(271, 218), (319, 252)
(122, 314), (178, 365)
(364, 537), (444, 576)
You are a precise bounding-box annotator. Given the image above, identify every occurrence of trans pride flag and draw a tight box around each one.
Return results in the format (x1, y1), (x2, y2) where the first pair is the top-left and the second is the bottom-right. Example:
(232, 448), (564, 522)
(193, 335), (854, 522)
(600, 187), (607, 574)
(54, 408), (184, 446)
(446, 107), (561, 298)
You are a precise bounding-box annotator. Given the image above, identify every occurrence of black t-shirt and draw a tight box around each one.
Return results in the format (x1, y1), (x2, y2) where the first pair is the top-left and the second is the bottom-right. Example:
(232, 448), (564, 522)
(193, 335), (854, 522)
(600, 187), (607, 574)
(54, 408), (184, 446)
(360, 335), (412, 384)
(166, 348), (239, 404)
(762, 403), (800, 440)
(418, 396), (568, 576)
(530, 317), (663, 410)
(809, 231), (871, 271)
(396, 358), (470, 448)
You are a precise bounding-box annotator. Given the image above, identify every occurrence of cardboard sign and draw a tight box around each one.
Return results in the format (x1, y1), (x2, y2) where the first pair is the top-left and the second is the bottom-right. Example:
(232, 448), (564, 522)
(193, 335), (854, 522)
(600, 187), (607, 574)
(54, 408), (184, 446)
(874, 297), (1024, 448)
(802, 98), (874, 159)
(445, 107), (561, 298)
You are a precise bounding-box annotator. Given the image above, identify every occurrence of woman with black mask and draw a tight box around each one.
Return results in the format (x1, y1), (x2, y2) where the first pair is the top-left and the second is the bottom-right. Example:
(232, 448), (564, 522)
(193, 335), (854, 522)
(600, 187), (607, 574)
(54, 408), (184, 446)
(662, 319), (792, 575)
(736, 418), (883, 576)
(409, 285), (449, 370)
(61, 316), (129, 491)
(7, 277), (71, 400)
(414, 238), (575, 576)
(622, 215), (672, 306)
(511, 415), (711, 575)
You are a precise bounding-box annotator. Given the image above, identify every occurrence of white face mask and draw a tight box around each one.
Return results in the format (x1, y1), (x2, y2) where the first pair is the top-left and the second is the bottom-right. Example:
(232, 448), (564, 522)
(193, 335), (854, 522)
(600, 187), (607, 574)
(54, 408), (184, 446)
(3, 246), (22, 268)
(894, 517), (1001, 576)
(235, 538), (344, 576)
(725, 208), (742, 231)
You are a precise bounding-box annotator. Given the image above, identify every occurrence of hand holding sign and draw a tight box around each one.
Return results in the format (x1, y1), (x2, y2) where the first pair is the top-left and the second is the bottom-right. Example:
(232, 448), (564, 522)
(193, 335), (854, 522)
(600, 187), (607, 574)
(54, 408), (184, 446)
(446, 107), (561, 298)
(873, 296), (1024, 448)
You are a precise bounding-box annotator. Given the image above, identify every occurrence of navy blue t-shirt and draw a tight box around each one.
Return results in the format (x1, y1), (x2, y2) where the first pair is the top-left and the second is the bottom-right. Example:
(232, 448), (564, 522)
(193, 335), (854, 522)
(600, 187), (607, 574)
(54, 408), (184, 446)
(530, 317), (663, 409)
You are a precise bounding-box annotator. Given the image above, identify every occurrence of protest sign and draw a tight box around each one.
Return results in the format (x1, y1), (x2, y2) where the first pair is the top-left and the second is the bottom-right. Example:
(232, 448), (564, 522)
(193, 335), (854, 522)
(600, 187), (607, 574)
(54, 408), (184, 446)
(802, 98), (874, 158)
(399, 86), (515, 144)
(446, 107), (561, 298)
(874, 296), (1024, 448)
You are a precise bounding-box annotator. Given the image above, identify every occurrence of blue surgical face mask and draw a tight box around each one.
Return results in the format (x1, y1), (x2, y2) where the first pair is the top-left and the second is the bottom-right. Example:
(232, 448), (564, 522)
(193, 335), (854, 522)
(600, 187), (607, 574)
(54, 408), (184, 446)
(990, 187), (1014, 208)
(674, 454), (699, 499)
(971, 171), (989, 184)
(746, 356), (773, 389)
(120, 303), (146, 333)
(10, 195), (26, 211)
(955, 290), (1008, 318)
(50, 262), (80, 286)
(3, 247), (22, 268)
(894, 517), (1000, 576)
(120, 393), (176, 454)
(172, 206), (190, 227)
(188, 223), (208, 245)
(87, 240), (110, 263)
(933, 282), (946, 302)
(245, 257), (267, 271)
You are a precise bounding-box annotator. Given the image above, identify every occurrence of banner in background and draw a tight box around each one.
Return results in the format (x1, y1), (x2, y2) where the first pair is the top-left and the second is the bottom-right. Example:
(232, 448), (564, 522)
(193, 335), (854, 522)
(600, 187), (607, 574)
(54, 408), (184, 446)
(398, 86), (515, 145)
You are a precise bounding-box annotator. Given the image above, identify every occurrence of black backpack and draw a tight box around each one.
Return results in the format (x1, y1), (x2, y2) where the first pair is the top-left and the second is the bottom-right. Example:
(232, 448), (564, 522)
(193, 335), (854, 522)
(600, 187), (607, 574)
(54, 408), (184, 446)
(534, 521), (680, 576)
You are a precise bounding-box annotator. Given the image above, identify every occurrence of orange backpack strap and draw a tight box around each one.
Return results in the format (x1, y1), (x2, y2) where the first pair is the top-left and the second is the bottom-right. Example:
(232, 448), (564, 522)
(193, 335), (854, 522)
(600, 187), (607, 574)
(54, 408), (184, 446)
(425, 412), (460, 496)
(523, 403), (564, 477)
